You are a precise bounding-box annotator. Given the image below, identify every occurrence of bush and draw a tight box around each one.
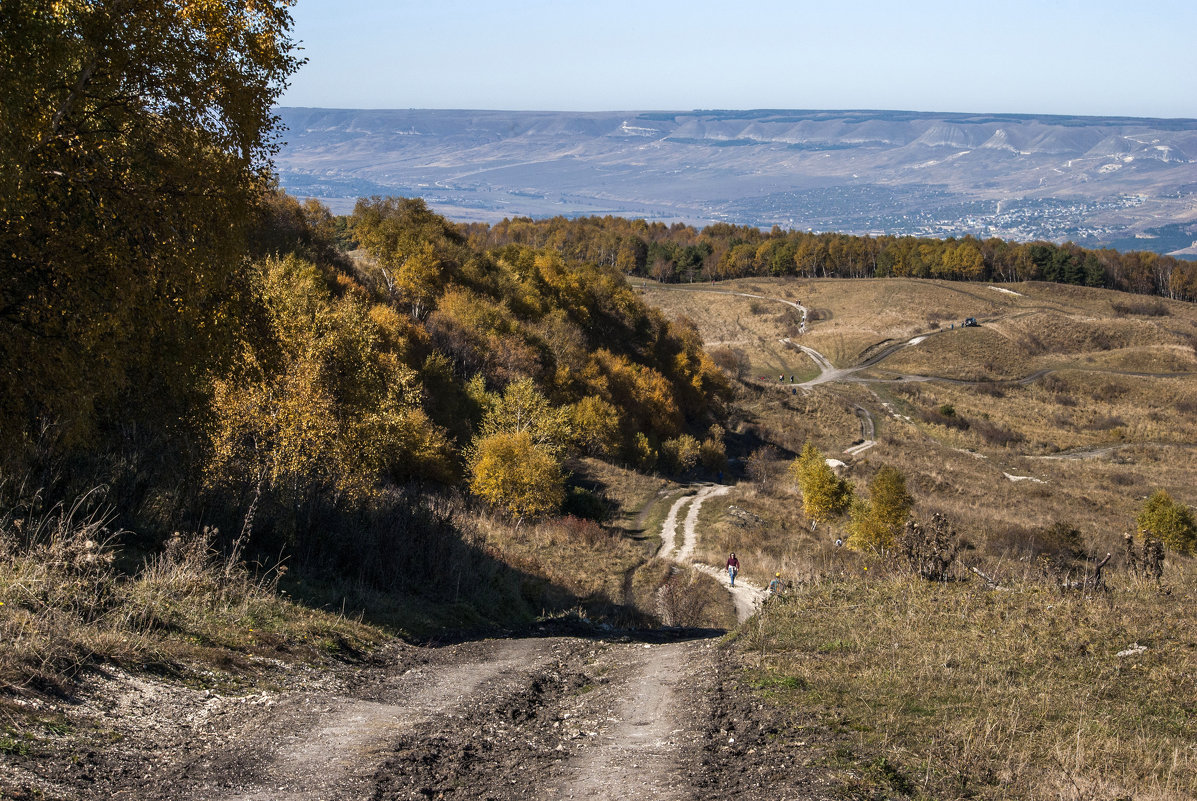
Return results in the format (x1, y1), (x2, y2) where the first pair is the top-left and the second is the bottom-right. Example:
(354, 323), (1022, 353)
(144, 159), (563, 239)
(973, 418), (1024, 447)
(662, 434), (701, 475)
(900, 513), (962, 581)
(1137, 489), (1196, 554)
(921, 405), (970, 431)
(699, 425), (727, 472)
(561, 486), (611, 522)
(1111, 299), (1170, 317)
(745, 446), (779, 484)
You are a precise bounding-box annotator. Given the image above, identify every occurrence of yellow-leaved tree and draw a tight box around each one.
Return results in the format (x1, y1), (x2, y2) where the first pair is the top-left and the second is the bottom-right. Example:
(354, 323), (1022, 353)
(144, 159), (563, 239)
(847, 465), (913, 553)
(790, 442), (853, 527)
(206, 255), (455, 505)
(468, 431), (564, 519)
(0, 0), (301, 453)
(466, 378), (571, 518)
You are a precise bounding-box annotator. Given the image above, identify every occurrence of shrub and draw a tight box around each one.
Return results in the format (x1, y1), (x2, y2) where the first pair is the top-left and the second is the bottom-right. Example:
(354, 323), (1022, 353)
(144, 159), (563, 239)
(921, 405), (970, 431)
(1091, 383), (1127, 403)
(1111, 299), (1170, 317)
(708, 346), (750, 378)
(973, 418), (1024, 447)
(699, 425), (727, 472)
(631, 432), (658, 471)
(1035, 521), (1086, 561)
(561, 487), (611, 522)
(1137, 489), (1196, 554)
(899, 513), (962, 581)
(745, 446), (779, 484)
(662, 434), (702, 475)
(1086, 415), (1126, 431)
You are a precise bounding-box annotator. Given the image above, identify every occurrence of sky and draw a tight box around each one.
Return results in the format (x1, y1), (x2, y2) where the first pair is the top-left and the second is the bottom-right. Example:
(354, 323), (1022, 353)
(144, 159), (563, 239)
(280, 0), (1197, 119)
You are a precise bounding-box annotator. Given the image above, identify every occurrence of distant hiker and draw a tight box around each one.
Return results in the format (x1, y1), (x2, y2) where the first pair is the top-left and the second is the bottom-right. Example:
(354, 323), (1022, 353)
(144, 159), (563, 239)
(726, 553), (740, 586)
(768, 572), (782, 594)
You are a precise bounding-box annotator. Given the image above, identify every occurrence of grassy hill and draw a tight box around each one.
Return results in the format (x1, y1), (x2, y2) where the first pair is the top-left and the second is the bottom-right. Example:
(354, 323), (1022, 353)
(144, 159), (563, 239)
(642, 275), (1197, 799)
(644, 277), (1197, 560)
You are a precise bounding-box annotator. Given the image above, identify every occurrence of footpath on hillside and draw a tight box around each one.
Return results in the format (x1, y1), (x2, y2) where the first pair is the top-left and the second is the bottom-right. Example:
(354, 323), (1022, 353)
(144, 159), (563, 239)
(656, 483), (766, 623)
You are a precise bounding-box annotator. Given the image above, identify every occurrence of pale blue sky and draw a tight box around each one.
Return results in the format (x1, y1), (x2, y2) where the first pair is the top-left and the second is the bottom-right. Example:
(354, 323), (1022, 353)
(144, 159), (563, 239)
(280, 0), (1197, 118)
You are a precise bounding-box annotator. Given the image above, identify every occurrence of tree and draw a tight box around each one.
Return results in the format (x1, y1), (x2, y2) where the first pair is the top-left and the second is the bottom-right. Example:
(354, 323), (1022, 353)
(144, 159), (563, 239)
(662, 434), (701, 475)
(847, 498), (890, 554)
(468, 430), (564, 519)
(1137, 489), (1196, 554)
(699, 424), (727, 472)
(570, 396), (621, 457)
(477, 378), (572, 458)
(1, 0), (302, 451)
(205, 255), (456, 503)
(869, 465), (913, 535)
(846, 465), (912, 553)
(789, 443), (852, 525)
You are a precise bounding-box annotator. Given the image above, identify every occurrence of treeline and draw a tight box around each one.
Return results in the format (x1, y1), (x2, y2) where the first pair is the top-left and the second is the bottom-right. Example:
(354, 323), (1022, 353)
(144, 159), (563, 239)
(462, 216), (1197, 301)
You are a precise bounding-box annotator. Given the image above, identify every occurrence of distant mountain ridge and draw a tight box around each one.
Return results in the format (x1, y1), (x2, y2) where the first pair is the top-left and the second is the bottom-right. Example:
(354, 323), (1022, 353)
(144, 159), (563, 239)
(275, 108), (1197, 254)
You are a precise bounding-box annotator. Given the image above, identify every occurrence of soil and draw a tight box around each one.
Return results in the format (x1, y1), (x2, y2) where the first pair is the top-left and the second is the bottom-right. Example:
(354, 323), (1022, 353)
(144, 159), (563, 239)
(0, 629), (847, 801)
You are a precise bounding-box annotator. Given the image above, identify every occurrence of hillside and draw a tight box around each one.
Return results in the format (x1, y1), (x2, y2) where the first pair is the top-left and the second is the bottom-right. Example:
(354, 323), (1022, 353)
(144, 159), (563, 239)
(643, 276), (1197, 545)
(275, 108), (1197, 253)
(7, 272), (1196, 801)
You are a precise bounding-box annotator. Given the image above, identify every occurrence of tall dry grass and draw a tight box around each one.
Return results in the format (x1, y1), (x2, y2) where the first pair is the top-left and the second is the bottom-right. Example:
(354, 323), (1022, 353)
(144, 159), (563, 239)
(741, 567), (1197, 800)
(0, 487), (382, 696)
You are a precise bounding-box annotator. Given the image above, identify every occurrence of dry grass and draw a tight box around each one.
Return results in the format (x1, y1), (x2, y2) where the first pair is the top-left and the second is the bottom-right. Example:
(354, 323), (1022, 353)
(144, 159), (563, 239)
(645, 276), (1197, 565)
(472, 512), (648, 621)
(0, 492), (383, 696)
(739, 568), (1197, 800)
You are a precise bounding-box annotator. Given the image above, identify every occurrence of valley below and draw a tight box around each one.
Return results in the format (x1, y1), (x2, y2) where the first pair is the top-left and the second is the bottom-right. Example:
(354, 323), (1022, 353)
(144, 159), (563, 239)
(276, 108), (1197, 254)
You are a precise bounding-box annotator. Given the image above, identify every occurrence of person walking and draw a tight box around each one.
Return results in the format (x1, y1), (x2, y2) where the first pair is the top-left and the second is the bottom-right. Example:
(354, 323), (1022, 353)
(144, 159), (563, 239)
(726, 552), (740, 586)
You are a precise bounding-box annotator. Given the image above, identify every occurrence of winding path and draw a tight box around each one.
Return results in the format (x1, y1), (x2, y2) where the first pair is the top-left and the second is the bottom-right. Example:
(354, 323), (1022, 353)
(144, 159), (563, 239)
(656, 484), (765, 624)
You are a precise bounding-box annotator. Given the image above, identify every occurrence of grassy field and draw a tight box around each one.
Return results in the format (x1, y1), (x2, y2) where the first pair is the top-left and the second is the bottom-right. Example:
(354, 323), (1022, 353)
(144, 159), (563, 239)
(643, 275), (1197, 799)
(738, 570), (1197, 800)
(643, 277), (1197, 550)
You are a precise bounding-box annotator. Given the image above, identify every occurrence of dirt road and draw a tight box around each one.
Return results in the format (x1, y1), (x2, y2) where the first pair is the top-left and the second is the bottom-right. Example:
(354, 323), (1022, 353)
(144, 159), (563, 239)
(3, 626), (830, 801)
(3, 480), (822, 801)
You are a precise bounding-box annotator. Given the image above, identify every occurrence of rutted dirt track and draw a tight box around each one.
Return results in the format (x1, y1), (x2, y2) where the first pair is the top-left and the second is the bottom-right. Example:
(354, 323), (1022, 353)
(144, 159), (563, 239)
(656, 483), (766, 623)
(2, 630), (832, 801)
